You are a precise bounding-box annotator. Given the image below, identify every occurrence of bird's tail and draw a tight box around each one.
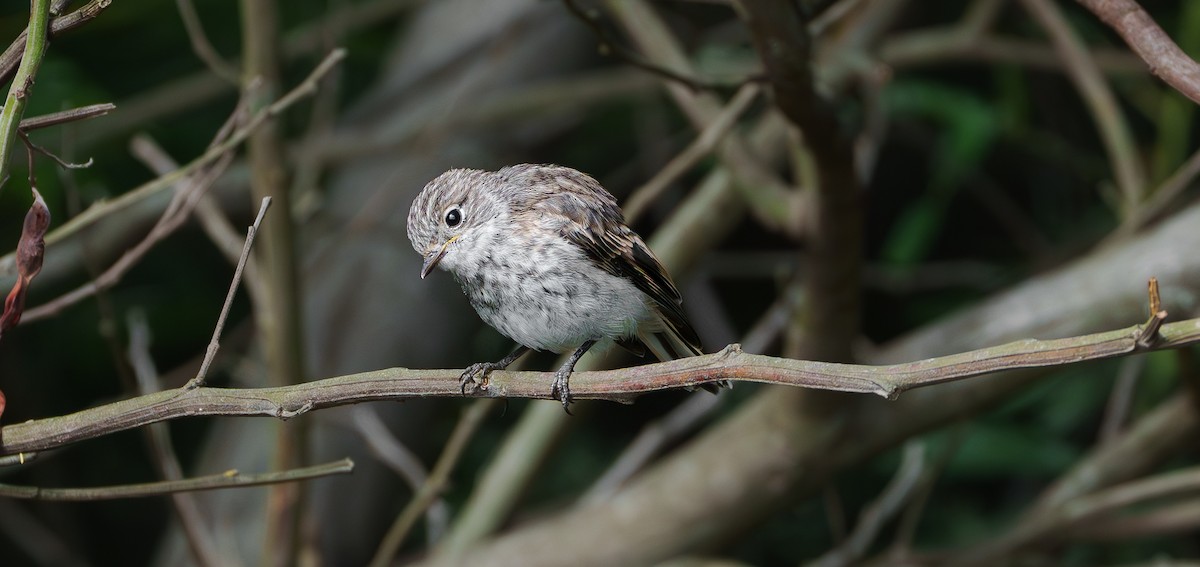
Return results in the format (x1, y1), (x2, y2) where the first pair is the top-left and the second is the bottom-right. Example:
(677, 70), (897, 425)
(639, 329), (731, 394)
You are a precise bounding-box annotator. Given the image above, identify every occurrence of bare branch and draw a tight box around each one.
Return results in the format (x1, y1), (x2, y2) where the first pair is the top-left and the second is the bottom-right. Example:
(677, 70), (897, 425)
(1098, 356), (1145, 443)
(175, 0), (240, 83)
(623, 83), (762, 223)
(561, 0), (761, 92)
(0, 459), (354, 500)
(349, 407), (448, 545)
(809, 443), (926, 567)
(21, 144), (235, 323)
(1020, 0), (1146, 218)
(0, 48), (346, 280)
(188, 197), (272, 388)
(19, 130), (92, 169)
(126, 312), (227, 567)
(735, 0), (862, 361)
(1077, 0), (1200, 105)
(585, 283), (798, 501)
(959, 465), (1200, 562)
(0, 0), (112, 87)
(17, 103), (116, 131)
(128, 134), (267, 307)
(370, 400), (494, 567)
(2, 313), (1200, 455)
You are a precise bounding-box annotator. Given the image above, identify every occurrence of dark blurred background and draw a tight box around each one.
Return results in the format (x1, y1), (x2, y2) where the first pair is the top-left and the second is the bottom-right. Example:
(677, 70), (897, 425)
(0, 1), (1198, 565)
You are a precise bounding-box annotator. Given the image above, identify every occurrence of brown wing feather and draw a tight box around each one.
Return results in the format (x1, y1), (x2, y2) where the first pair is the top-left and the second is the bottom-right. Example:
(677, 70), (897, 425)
(515, 165), (703, 355)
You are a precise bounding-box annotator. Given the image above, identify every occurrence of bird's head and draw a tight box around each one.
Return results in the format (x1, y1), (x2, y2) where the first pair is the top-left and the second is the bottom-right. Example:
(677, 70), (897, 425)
(407, 168), (508, 278)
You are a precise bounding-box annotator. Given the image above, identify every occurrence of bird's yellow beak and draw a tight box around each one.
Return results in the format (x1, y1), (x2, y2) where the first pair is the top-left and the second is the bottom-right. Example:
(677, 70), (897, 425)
(420, 235), (460, 279)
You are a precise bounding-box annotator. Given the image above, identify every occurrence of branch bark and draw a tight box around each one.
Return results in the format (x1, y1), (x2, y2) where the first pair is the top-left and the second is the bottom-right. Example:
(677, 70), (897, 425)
(1077, 0), (1200, 105)
(735, 0), (862, 361)
(0, 459), (354, 500)
(239, 0), (308, 562)
(0, 0), (111, 87)
(2, 314), (1197, 456)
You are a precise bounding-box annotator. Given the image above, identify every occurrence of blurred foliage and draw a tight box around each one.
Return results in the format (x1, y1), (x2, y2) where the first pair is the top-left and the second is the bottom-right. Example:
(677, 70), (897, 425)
(0, 1), (1197, 565)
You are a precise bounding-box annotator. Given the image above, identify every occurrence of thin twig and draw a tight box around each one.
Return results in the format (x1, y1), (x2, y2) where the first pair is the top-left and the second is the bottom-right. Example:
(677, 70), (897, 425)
(959, 465), (1200, 563)
(809, 443), (926, 567)
(128, 134), (266, 306)
(17, 103), (115, 131)
(74, 0), (415, 148)
(1135, 277), (1168, 348)
(369, 399), (494, 567)
(605, 0), (799, 233)
(887, 426), (969, 557)
(810, 0), (867, 35)
(584, 393), (720, 503)
(0, 452), (37, 467)
(1033, 393), (1200, 514)
(1020, 0), (1146, 219)
(268, 49), (346, 113)
(0, 459), (354, 500)
(1148, 277), (1162, 316)
(188, 197), (272, 389)
(350, 407), (449, 546)
(0, 0), (110, 86)
(561, 0), (761, 92)
(882, 32), (1145, 74)
(1058, 498), (1200, 541)
(1099, 356), (1145, 444)
(19, 130), (92, 169)
(175, 0), (240, 83)
(584, 282), (798, 501)
(21, 146), (235, 322)
(623, 83), (761, 223)
(0, 498), (92, 567)
(289, 26), (343, 218)
(953, 394), (1200, 564)
(0, 48), (345, 280)
(126, 312), (228, 567)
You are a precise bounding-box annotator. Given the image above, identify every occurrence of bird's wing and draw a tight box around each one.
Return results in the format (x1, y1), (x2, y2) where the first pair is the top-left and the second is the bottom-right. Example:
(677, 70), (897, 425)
(527, 167), (703, 356)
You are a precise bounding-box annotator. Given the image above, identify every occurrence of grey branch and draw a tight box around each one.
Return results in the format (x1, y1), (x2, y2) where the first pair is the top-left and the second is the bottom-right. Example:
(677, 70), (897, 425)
(0, 459), (354, 500)
(3, 316), (1199, 456)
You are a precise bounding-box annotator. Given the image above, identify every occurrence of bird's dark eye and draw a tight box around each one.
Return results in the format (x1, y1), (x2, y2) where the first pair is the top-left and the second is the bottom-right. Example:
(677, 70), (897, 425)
(445, 207), (462, 228)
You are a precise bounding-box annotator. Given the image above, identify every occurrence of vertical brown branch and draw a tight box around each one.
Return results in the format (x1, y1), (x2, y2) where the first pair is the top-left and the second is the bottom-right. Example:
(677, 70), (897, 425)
(239, 0), (308, 564)
(734, 0), (862, 363)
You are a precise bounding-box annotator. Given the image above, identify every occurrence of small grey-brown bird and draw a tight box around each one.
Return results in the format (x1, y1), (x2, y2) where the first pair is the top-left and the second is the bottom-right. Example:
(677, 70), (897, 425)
(407, 164), (720, 411)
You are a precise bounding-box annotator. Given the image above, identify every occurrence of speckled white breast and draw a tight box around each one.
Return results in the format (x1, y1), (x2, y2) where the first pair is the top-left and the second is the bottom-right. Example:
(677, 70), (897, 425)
(443, 220), (655, 354)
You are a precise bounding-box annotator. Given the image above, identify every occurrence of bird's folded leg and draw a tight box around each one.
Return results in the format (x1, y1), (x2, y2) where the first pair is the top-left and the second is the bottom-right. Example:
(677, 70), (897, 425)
(551, 340), (596, 413)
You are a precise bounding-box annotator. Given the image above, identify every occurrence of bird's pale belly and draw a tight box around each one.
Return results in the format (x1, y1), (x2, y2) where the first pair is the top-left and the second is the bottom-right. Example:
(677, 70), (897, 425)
(456, 261), (651, 354)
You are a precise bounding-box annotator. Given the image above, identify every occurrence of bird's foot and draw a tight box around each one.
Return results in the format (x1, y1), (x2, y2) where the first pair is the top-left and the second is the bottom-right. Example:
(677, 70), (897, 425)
(460, 361), (502, 395)
(551, 368), (573, 415)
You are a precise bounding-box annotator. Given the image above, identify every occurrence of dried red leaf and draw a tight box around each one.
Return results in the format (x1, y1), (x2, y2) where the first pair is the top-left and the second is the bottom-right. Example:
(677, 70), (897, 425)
(17, 188), (49, 279)
(0, 189), (50, 340)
